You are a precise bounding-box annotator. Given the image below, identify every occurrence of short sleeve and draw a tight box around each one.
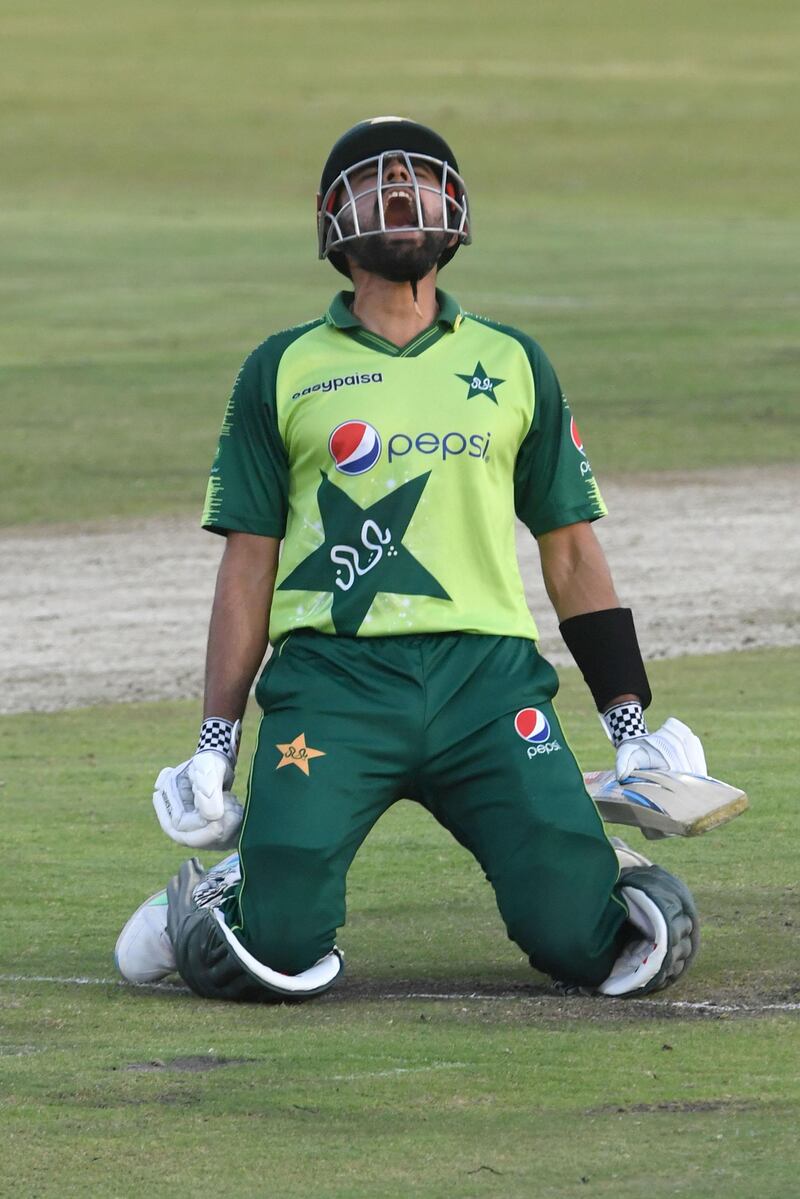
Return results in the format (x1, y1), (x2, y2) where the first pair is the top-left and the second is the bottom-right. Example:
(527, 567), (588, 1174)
(201, 347), (289, 538)
(513, 344), (607, 537)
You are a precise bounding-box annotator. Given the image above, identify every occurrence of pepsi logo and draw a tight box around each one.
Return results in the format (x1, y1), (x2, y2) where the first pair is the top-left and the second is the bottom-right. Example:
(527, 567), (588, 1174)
(570, 416), (585, 456)
(329, 420), (382, 475)
(514, 708), (551, 743)
(573, 414), (585, 455)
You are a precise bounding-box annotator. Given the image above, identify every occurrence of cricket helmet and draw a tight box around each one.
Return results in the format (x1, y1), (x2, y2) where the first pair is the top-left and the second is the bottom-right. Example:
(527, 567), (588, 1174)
(318, 116), (471, 278)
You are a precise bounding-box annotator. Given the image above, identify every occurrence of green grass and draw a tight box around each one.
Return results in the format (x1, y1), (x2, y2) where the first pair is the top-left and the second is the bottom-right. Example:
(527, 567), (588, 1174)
(1, 648), (798, 1196)
(2, 0), (799, 524)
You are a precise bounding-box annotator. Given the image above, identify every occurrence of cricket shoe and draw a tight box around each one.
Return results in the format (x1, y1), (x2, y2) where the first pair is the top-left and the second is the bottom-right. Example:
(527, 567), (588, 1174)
(114, 852), (241, 984)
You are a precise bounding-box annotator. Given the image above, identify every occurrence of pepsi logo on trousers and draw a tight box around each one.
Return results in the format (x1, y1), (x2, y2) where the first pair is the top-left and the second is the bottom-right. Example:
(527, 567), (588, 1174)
(515, 708), (551, 743)
(515, 708), (562, 757)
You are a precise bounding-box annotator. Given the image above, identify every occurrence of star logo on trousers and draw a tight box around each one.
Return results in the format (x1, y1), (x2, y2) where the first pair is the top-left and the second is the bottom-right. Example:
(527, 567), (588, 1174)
(455, 361), (505, 403)
(275, 733), (326, 776)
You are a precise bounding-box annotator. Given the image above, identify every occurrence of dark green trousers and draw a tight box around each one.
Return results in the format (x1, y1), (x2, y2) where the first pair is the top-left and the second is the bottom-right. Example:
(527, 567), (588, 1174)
(222, 631), (628, 986)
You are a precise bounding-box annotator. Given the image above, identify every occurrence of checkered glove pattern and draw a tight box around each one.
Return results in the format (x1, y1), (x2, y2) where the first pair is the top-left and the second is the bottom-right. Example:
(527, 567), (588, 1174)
(196, 718), (241, 766)
(602, 702), (648, 748)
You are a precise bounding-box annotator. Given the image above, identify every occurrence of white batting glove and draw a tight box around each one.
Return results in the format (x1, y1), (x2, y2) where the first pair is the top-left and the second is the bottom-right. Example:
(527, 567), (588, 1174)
(152, 760), (244, 850)
(152, 717), (244, 848)
(601, 704), (707, 780)
(189, 717), (242, 821)
(615, 716), (707, 777)
(187, 751), (230, 822)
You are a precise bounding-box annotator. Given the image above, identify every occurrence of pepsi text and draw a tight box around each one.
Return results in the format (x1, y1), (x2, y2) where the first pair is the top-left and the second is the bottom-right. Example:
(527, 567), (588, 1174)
(387, 430), (492, 463)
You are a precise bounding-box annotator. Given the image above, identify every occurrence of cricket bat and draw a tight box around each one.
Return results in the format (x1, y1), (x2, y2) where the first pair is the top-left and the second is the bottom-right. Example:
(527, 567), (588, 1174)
(582, 769), (748, 840)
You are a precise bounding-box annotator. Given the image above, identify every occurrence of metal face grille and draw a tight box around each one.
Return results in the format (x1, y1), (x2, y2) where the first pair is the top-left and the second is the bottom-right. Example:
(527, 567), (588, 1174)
(318, 150), (471, 260)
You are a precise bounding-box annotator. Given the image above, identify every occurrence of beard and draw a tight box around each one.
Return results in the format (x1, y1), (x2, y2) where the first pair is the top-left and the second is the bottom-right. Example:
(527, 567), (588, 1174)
(345, 229), (452, 283)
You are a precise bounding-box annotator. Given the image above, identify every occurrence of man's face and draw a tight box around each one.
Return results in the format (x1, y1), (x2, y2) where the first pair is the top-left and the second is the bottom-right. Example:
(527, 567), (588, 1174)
(333, 153), (456, 283)
(346, 154), (444, 235)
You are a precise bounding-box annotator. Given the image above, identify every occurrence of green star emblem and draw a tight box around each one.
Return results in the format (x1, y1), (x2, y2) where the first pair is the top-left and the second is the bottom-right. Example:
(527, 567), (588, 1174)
(278, 471), (450, 635)
(455, 361), (505, 404)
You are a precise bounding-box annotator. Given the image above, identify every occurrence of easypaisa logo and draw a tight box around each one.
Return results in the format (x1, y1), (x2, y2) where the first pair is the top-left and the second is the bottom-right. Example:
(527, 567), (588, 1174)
(292, 372), (384, 400)
(514, 708), (562, 758)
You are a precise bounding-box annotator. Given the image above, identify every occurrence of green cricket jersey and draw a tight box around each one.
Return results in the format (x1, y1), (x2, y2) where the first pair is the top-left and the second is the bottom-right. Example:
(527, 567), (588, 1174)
(202, 290), (606, 644)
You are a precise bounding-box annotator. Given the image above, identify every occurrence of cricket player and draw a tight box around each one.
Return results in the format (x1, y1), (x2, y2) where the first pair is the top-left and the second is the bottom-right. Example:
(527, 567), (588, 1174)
(117, 117), (707, 1001)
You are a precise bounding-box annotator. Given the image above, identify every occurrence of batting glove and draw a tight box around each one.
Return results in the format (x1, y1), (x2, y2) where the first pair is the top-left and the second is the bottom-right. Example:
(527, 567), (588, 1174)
(602, 705), (707, 779)
(152, 761), (244, 849)
(189, 718), (242, 821)
(152, 718), (244, 849)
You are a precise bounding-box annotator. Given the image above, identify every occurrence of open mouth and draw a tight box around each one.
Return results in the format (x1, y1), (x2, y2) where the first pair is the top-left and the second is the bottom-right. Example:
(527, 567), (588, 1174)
(382, 188), (417, 228)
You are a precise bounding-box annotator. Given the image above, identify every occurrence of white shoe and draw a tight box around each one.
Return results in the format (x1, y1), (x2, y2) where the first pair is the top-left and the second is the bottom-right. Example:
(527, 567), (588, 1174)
(610, 836), (652, 871)
(114, 888), (175, 983)
(114, 852), (241, 984)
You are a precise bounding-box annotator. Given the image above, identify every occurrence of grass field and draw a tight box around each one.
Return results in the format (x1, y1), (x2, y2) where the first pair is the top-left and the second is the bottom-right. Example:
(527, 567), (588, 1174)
(1, 1), (798, 1194)
(1, 650), (798, 1196)
(2, 0), (799, 524)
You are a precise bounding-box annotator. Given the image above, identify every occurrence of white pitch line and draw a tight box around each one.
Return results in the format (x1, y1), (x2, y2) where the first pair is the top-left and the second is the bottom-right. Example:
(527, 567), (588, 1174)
(660, 999), (800, 1014)
(2, 975), (799, 1014)
(0, 973), (186, 994)
(382, 992), (800, 1014)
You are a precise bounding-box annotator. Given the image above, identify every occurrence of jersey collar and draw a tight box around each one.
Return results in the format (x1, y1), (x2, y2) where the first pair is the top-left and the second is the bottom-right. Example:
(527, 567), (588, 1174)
(325, 289), (464, 357)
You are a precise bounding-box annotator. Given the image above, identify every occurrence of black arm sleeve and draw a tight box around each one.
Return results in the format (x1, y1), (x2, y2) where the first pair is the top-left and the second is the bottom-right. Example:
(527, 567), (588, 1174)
(559, 607), (652, 712)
